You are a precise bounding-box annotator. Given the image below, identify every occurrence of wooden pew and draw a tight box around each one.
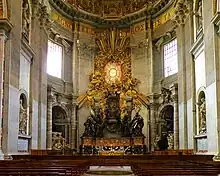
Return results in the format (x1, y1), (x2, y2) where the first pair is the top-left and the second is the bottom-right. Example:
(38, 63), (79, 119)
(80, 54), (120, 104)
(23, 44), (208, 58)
(0, 159), (89, 176)
(131, 159), (220, 176)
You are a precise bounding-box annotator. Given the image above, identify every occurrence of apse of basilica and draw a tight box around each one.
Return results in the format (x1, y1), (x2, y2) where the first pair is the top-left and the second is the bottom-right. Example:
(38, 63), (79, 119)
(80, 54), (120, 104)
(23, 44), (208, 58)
(0, 0), (220, 161)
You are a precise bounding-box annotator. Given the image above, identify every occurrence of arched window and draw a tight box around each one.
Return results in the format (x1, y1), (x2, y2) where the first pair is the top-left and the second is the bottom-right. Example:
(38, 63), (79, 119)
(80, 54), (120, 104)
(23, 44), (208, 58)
(47, 40), (63, 78)
(163, 39), (178, 77)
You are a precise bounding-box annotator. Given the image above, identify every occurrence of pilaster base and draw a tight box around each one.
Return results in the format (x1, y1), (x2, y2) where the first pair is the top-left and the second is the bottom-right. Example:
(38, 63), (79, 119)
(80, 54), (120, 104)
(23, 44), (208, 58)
(0, 151), (4, 160)
(4, 154), (13, 160)
(213, 154), (220, 162)
(0, 151), (13, 160)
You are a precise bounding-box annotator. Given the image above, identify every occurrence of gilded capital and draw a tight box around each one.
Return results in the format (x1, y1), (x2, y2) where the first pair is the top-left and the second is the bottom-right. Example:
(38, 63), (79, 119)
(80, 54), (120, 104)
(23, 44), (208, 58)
(172, 0), (190, 27)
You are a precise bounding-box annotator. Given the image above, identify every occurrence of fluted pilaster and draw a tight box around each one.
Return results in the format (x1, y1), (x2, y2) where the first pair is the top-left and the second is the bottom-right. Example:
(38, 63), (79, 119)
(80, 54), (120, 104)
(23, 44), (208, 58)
(171, 83), (179, 149)
(70, 95), (78, 149)
(149, 103), (157, 151)
(46, 86), (53, 149)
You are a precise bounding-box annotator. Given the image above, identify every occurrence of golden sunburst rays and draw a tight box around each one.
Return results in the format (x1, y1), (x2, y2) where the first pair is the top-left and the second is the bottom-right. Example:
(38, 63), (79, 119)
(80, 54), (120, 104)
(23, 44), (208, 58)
(96, 28), (130, 56)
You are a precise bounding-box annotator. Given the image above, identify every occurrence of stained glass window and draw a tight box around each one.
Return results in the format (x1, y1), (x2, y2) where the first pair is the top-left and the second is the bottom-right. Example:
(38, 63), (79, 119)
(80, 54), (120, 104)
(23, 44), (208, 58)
(105, 62), (121, 83)
(163, 39), (178, 77)
(47, 40), (62, 78)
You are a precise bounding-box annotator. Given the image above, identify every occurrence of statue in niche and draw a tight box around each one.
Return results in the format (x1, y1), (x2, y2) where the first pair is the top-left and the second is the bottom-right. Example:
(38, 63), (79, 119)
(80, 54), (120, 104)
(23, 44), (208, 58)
(22, 0), (31, 41)
(130, 112), (144, 137)
(161, 87), (172, 104)
(196, 0), (203, 32)
(19, 96), (28, 135)
(198, 97), (206, 134)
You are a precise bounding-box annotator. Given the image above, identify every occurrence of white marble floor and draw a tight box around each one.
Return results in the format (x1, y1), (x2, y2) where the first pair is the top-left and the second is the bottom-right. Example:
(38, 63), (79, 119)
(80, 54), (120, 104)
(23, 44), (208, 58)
(83, 166), (135, 176)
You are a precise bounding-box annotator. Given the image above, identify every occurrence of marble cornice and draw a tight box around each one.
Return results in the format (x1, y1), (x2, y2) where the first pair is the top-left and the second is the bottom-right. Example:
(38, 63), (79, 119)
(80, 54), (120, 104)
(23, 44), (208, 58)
(189, 34), (204, 57)
(49, 0), (175, 27)
(212, 12), (220, 35)
(0, 19), (13, 38)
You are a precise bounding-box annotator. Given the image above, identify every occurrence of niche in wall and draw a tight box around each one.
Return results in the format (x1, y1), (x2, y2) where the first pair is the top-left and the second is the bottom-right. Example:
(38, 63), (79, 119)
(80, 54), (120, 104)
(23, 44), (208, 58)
(19, 93), (28, 135)
(156, 105), (174, 150)
(195, 90), (207, 153)
(18, 93), (30, 153)
(52, 106), (69, 143)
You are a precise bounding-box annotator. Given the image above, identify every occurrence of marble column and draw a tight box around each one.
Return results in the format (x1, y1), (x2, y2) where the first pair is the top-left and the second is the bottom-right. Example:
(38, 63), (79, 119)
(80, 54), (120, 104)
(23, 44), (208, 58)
(171, 83), (179, 149)
(149, 103), (156, 151)
(70, 95), (77, 149)
(46, 86), (53, 149)
(0, 19), (13, 159)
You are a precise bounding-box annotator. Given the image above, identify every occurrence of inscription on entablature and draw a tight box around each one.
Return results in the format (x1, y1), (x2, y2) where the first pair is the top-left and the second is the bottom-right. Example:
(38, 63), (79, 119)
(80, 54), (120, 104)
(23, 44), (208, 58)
(74, 23), (95, 36)
(152, 7), (175, 29)
(130, 22), (145, 34)
(51, 11), (73, 30)
(50, 10), (95, 36)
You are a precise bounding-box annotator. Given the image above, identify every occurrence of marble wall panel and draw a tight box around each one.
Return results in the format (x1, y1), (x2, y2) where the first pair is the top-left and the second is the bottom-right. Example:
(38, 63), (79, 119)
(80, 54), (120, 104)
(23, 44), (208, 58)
(40, 103), (47, 149)
(195, 51), (206, 92)
(206, 82), (218, 154)
(178, 103), (184, 149)
(7, 86), (20, 154)
(78, 57), (93, 94)
(187, 98), (193, 149)
(19, 52), (30, 94)
(203, 0), (216, 87)
(31, 100), (39, 149)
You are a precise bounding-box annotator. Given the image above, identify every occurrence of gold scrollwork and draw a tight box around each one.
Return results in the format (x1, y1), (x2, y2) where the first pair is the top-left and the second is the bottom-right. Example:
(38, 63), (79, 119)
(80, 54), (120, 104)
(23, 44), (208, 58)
(77, 28), (148, 114)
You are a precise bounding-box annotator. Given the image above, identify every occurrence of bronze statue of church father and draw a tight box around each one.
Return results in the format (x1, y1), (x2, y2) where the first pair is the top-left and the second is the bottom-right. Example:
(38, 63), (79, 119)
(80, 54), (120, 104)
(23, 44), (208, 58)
(81, 90), (146, 155)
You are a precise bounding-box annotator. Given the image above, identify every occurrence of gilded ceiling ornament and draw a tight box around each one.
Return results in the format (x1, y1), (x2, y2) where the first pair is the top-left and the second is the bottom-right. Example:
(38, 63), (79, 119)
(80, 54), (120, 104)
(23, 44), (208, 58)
(71, 0), (155, 18)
